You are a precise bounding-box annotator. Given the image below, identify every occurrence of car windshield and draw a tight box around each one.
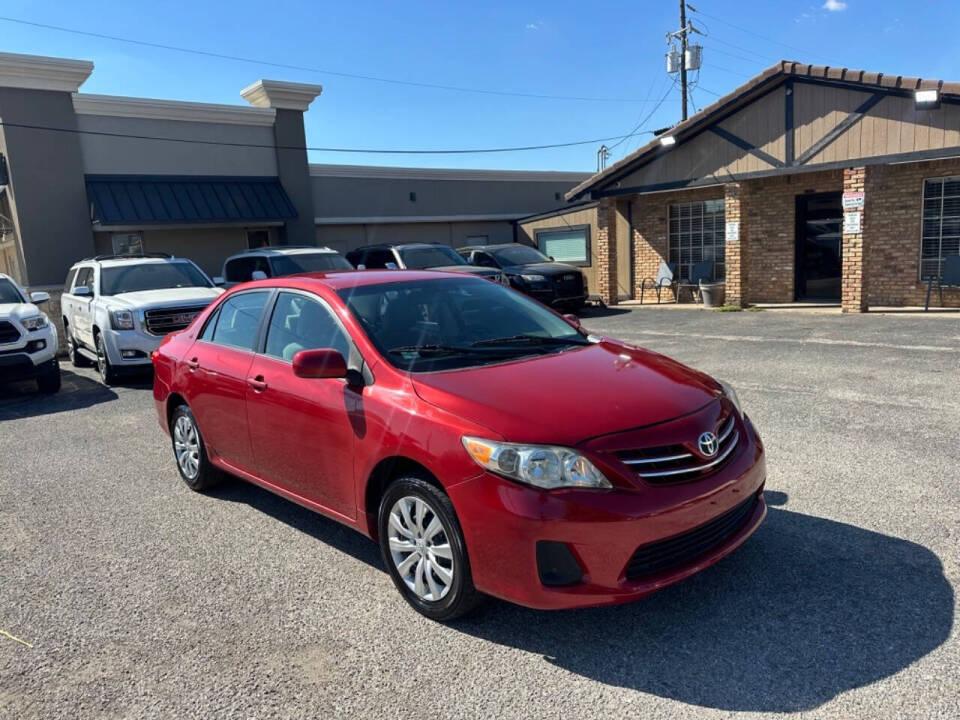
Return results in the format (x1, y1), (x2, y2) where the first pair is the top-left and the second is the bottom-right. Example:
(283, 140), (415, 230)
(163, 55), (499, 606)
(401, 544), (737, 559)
(100, 262), (213, 295)
(0, 279), (25, 304)
(489, 245), (551, 266)
(398, 246), (466, 269)
(338, 277), (588, 371)
(270, 252), (353, 275)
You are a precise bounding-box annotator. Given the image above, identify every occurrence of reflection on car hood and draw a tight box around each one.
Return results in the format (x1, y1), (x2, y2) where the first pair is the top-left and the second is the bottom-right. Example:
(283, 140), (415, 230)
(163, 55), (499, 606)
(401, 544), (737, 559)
(425, 265), (500, 276)
(501, 262), (581, 276)
(0, 302), (41, 322)
(106, 287), (223, 309)
(411, 340), (720, 445)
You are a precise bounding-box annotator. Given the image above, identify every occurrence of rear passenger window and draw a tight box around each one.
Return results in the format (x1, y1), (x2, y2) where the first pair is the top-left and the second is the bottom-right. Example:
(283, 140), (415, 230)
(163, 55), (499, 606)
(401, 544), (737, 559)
(363, 250), (394, 269)
(199, 307), (220, 342)
(210, 291), (269, 350)
(64, 268), (78, 293)
(264, 292), (351, 362)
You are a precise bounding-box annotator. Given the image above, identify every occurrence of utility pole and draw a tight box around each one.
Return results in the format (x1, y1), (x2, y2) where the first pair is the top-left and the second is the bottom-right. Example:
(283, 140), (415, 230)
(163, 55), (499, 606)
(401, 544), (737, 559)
(679, 0), (688, 121)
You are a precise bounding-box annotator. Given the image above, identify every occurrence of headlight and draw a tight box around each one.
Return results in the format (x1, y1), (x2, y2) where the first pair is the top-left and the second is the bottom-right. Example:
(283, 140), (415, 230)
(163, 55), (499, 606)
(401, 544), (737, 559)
(20, 313), (48, 331)
(719, 380), (742, 417)
(111, 309), (135, 330)
(520, 274), (547, 283)
(462, 436), (612, 490)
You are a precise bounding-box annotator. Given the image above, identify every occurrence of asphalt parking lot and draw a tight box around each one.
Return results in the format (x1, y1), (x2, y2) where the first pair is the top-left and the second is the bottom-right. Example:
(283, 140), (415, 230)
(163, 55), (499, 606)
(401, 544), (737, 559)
(1, 307), (958, 719)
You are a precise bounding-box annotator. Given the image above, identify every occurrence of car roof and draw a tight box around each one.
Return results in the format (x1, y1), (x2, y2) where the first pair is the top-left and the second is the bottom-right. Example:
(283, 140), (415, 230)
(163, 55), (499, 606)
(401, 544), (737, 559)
(88, 257), (196, 268)
(233, 246), (339, 257)
(349, 242), (448, 251)
(236, 269), (480, 292)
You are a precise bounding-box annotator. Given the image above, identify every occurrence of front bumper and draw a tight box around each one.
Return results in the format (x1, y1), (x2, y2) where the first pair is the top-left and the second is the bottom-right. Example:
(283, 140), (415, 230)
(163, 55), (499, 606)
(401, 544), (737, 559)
(447, 419), (766, 610)
(100, 328), (162, 367)
(0, 324), (59, 383)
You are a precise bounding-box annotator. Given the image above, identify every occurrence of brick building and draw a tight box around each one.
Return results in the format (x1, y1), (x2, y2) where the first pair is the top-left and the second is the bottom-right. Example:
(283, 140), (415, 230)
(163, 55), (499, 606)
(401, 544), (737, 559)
(520, 61), (960, 311)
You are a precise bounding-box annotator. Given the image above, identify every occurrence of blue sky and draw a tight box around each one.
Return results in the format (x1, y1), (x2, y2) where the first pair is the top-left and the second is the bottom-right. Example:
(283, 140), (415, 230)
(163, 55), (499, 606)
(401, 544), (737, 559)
(1, 1), (956, 171)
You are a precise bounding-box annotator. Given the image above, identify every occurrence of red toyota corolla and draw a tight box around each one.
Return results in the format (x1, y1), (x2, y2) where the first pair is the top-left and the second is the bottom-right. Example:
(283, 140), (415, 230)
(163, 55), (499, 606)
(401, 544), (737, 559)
(152, 270), (766, 621)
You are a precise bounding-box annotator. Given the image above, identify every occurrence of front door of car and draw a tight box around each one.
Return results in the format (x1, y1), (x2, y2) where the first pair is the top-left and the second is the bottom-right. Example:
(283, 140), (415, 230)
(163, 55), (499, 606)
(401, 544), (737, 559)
(245, 290), (358, 520)
(185, 290), (271, 475)
(72, 268), (96, 348)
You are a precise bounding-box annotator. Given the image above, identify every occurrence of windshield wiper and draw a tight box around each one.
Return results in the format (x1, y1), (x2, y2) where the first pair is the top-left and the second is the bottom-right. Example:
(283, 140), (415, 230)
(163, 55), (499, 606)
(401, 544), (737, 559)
(471, 334), (592, 347)
(387, 344), (521, 357)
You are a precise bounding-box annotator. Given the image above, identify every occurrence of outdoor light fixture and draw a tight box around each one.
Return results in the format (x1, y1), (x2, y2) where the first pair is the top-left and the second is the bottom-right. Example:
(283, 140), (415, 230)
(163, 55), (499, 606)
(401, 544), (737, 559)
(915, 89), (940, 108)
(660, 135), (677, 147)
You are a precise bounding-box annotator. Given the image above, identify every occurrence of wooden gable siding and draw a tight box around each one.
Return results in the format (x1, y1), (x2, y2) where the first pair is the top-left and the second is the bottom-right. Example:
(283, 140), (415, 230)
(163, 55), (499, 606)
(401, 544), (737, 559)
(604, 80), (960, 196)
(616, 87), (787, 189)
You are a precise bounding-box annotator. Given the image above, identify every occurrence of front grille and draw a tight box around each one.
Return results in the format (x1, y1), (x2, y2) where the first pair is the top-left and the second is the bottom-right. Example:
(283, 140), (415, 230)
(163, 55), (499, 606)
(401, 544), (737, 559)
(0, 320), (21, 345)
(143, 305), (208, 336)
(552, 272), (584, 298)
(625, 494), (759, 580)
(616, 414), (739, 484)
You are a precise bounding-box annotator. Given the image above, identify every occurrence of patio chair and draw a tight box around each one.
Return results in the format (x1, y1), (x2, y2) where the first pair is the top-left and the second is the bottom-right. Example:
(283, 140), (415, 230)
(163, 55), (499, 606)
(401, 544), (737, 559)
(639, 262), (677, 304)
(925, 255), (960, 311)
(675, 260), (715, 304)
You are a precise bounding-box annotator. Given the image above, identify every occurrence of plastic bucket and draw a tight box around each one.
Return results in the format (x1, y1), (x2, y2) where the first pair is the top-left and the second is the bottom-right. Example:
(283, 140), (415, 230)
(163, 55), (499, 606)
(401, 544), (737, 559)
(699, 281), (726, 308)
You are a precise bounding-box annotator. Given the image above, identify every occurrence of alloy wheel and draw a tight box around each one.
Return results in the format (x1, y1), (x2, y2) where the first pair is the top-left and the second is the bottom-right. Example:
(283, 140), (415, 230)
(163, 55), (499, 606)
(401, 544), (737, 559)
(173, 415), (201, 480)
(387, 496), (455, 602)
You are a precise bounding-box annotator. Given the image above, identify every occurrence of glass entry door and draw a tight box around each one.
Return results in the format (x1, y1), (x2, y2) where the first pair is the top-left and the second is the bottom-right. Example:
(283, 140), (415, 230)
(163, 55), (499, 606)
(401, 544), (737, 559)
(795, 192), (843, 300)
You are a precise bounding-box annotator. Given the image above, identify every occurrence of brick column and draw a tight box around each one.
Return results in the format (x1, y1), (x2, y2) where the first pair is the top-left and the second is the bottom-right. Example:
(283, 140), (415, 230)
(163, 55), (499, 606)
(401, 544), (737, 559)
(596, 198), (619, 306)
(724, 183), (748, 307)
(841, 167), (868, 313)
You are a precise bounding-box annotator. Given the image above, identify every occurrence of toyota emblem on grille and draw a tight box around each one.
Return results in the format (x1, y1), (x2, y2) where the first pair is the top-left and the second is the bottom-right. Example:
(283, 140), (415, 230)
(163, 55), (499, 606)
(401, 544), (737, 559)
(697, 431), (719, 457)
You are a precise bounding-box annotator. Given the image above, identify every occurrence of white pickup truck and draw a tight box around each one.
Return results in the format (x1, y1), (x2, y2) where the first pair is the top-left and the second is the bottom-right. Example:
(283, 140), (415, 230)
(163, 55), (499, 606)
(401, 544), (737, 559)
(61, 254), (222, 385)
(0, 273), (60, 393)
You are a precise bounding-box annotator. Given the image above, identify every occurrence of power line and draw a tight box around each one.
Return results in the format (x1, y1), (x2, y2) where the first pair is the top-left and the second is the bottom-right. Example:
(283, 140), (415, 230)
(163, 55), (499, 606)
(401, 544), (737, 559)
(608, 77), (677, 153)
(0, 120), (647, 155)
(0, 15), (674, 105)
(687, 8), (822, 60)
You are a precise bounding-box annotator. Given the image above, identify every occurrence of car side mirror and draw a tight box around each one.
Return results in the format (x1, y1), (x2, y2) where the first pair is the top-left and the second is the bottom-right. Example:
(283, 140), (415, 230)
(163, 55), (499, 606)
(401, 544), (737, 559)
(562, 313), (581, 329)
(72, 286), (92, 298)
(251, 270), (268, 281)
(356, 263), (367, 270)
(548, 256), (555, 261)
(385, 262), (398, 270)
(292, 348), (348, 379)
(212, 276), (225, 286)
(30, 291), (50, 305)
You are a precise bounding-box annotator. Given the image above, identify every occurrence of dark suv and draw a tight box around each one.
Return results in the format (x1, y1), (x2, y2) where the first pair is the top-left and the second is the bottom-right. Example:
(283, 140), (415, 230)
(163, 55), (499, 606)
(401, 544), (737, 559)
(345, 243), (506, 284)
(458, 243), (588, 309)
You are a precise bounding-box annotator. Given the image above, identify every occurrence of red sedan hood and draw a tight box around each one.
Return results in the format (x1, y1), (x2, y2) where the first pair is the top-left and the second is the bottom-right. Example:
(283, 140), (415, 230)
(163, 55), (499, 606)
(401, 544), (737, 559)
(411, 340), (720, 446)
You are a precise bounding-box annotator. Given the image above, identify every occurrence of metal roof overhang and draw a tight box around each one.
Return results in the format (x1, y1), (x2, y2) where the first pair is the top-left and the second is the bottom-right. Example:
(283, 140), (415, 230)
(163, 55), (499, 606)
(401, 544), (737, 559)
(86, 175), (297, 228)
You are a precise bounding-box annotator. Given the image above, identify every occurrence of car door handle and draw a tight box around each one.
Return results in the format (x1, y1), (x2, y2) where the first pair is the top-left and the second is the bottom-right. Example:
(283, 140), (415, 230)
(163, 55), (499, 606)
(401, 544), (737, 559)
(187, 357), (199, 371)
(247, 375), (268, 392)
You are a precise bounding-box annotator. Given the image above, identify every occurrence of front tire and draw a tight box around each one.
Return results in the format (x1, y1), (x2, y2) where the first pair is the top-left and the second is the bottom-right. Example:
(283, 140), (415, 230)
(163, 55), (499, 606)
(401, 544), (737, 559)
(378, 476), (484, 622)
(95, 332), (118, 385)
(36, 361), (61, 394)
(170, 404), (221, 491)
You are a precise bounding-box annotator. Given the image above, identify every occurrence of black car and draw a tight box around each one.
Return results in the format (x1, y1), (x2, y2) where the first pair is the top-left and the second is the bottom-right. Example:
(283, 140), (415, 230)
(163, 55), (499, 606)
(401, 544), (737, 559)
(345, 243), (507, 284)
(458, 243), (588, 309)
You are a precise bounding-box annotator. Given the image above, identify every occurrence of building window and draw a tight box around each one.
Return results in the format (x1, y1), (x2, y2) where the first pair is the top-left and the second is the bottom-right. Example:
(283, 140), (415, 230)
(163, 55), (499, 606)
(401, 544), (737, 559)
(111, 232), (143, 255)
(466, 235), (489, 246)
(535, 226), (590, 266)
(920, 176), (960, 280)
(246, 229), (271, 249)
(669, 199), (725, 281)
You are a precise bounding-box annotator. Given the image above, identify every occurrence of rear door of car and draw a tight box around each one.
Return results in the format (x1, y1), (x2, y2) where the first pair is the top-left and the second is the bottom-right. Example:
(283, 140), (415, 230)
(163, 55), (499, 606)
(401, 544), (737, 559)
(245, 289), (359, 519)
(185, 289), (272, 475)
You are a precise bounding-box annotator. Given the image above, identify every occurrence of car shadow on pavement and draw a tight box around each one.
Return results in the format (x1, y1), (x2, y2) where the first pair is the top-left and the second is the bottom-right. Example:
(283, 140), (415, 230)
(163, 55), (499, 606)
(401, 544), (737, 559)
(454, 499), (954, 713)
(577, 305), (632, 319)
(0, 369), (124, 420)
(209, 481), (383, 568)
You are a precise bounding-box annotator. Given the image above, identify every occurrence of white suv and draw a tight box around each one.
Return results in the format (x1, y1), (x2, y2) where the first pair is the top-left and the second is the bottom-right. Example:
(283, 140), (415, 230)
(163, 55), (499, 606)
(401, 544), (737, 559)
(62, 254), (222, 385)
(0, 273), (60, 393)
(218, 246), (352, 288)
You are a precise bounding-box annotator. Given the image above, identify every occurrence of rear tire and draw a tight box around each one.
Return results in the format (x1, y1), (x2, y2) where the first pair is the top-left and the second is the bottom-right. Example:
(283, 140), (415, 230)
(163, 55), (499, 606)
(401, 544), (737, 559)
(66, 325), (91, 368)
(378, 475), (484, 622)
(169, 404), (221, 491)
(36, 361), (61, 394)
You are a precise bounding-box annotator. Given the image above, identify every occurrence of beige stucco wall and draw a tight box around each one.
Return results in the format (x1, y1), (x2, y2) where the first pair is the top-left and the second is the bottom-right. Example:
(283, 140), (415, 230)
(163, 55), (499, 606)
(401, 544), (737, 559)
(315, 220), (515, 255)
(93, 227), (257, 278)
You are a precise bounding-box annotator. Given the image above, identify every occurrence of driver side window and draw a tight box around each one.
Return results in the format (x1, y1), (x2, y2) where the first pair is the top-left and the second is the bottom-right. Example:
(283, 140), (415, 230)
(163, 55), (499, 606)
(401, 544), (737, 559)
(474, 252), (498, 268)
(264, 292), (351, 363)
